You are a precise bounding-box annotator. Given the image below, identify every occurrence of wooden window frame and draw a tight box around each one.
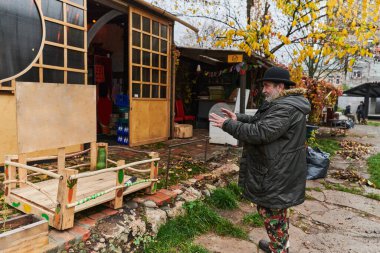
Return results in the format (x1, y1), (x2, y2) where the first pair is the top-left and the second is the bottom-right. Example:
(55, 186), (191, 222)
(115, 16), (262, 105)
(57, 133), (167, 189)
(37, 0), (87, 85)
(129, 8), (171, 100)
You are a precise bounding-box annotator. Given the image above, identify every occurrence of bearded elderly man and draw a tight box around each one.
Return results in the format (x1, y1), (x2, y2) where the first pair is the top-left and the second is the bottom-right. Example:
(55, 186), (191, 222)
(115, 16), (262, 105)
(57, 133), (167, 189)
(209, 67), (311, 253)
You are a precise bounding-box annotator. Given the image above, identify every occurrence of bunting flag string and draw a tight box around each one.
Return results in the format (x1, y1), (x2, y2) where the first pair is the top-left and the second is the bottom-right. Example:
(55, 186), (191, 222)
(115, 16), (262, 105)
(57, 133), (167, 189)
(201, 61), (261, 77)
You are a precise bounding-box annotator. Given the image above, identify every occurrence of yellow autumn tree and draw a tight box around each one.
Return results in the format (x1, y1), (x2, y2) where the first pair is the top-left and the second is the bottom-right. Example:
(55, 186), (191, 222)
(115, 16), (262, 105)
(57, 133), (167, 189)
(150, 0), (379, 78)
(215, 0), (379, 77)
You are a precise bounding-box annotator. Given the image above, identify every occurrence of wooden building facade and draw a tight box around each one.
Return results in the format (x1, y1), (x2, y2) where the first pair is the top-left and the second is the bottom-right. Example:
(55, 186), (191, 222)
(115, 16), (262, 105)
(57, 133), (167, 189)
(0, 0), (197, 164)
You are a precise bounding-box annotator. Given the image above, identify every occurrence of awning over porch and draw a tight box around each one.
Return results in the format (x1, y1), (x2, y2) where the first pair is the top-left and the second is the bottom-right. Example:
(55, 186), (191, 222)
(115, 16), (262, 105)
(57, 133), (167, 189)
(343, 82), (380, 97)
(177, 46), (275, 67)
(343, 82), (380, 118)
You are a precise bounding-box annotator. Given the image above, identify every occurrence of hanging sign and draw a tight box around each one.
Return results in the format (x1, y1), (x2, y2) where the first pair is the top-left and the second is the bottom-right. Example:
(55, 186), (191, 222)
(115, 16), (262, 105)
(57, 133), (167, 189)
(228, 54), (243, 63)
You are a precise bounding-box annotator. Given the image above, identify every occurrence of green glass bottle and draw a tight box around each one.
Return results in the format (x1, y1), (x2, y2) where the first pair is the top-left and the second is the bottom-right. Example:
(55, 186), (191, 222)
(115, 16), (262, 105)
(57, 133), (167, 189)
(96, 147), (106, 170)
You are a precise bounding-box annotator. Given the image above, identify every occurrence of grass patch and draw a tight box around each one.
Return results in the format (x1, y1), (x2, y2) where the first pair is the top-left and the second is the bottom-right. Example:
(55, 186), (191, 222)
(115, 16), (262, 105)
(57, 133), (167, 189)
(226, 182), (243, 198)
(242, 213), (264, 227)
(367, 153), (380, 188)
(322, 182), (380, 201)
(306, 187), (323, 192)
(365, 193), (380, 201)
(206, 188), (238, 210)
(145, 201), (247, 253)
(323, 183), (362, 195)
(312, 138), (341, 156)
(367, 121), (380, 127)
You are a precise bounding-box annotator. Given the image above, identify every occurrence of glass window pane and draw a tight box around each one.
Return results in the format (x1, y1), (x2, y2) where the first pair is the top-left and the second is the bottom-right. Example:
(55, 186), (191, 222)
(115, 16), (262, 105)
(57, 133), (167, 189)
(67, 27), (84, 48)
(66, 5), (84, 26)
(152, 85), (159, 98)
(152, 69), (159, 83)
(132, 31), (141, 47)
(152, 53), (159, 67)
(142, 51), (150, 66)
(142, 17), (150, 32)
(132, 49), (141, 64)
(43, 69), (64, 83)
(68, 72), (84, 84)
(143, 34), (150, 50)
(160, 71), (167, 84)
(132, 83), (140, 98)
(132, 66), (140, 81)
(142, 84), (150, 98)
(152, 37), (159, 52)
(132, 13), (141, 29)
(42, 0), (63, 20)
(161, 25), (168, 38)
(43, 45), (64, 67)
(46, 21), (64, 44)
(68, 50), (84, 69)
(17, 67), (39, 82)
(161, 40), (167, 54)
(152, 21), (159, 36)
(142, 68), (150, 82)
(0, 0), (43, 80)
(69, 0), (84, 6)
(160, 86), (167, 99)
(161, 56), (167, 69)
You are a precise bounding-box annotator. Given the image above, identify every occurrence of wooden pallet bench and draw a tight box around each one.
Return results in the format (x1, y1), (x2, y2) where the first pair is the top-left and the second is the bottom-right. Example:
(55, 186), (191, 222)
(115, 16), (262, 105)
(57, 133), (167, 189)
(3, 143), (159, 230)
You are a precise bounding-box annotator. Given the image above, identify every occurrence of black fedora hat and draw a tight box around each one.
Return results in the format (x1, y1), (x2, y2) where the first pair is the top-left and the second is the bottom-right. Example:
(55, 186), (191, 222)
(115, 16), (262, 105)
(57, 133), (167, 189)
(258, 67), (296, 87)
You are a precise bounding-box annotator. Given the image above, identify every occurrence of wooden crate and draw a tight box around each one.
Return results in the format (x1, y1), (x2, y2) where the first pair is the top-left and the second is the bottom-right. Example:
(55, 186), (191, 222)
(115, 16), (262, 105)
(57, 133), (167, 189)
(0, 214), (48, 253)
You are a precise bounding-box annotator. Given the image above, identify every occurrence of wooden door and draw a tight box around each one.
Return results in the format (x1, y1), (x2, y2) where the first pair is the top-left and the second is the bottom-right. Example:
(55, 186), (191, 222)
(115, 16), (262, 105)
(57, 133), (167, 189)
(128, 7), (171, 146)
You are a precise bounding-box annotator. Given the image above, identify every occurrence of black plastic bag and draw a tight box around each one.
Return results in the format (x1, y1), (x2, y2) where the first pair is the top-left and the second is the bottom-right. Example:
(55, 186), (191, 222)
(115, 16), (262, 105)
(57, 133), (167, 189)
(306, 146), (330, 180)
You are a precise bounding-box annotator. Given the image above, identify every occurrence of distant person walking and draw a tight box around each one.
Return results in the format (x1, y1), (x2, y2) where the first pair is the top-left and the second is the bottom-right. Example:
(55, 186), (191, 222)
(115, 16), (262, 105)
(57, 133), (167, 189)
(356, 101), (365, 124)
(344, 104), (356, 123)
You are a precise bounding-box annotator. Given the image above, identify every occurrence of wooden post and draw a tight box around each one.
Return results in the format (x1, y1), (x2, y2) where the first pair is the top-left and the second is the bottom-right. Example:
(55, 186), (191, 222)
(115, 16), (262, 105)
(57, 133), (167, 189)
(239, 73), (247, 148)
(147, 152), (159, 194)
(4, 156), (17, 192)
(364, 84), (370, 119)
(4, 157), (10, 197)
(18, 154), (27, 188)
(90, 142), (97, 170)
(239, 72), (246, 115)
(57, 147), (65, 175)
(55, 168), (78, 230)
(109, 160), (125, 209)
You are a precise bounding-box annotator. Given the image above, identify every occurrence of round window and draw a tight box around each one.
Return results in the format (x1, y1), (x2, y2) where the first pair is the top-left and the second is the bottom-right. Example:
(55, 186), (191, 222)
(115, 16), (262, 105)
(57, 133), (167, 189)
(0, 0), (44, 82)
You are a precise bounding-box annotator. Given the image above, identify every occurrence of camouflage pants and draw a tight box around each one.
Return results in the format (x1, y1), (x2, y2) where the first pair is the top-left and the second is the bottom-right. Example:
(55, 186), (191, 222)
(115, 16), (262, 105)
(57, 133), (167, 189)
(257, 205), (289, 253)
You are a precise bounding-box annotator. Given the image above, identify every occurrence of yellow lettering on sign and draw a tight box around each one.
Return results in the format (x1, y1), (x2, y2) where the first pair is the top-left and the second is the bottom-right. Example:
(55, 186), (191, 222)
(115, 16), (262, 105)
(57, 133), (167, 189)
(228, 54), (243, 63)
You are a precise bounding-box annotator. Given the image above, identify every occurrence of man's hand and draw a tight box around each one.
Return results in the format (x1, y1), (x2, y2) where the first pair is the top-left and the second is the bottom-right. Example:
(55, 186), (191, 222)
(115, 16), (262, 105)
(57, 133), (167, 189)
(221, 108), (237, 121)
(209, 113), (227, 128)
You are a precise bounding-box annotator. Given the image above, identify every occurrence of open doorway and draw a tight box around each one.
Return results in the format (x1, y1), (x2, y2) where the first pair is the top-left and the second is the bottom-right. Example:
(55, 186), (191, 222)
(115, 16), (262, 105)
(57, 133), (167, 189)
(87, 1), (126, 144)
(87, 0), (172, 147)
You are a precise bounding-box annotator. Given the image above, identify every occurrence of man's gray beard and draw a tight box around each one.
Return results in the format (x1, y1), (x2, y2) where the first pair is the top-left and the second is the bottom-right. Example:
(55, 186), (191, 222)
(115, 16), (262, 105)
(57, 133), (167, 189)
(265, 89), (281, 102)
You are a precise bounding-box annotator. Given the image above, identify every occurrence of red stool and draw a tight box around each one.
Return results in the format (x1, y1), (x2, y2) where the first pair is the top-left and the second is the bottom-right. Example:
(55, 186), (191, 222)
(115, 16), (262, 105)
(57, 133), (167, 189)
(175, 99), (195, 123)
